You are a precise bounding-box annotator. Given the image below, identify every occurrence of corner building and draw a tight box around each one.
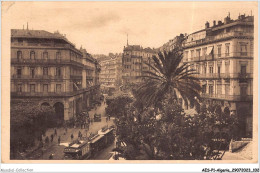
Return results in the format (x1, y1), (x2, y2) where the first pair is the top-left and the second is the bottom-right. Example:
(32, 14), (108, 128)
(182, 14), (254, 137)
(11, 29), (100, 121)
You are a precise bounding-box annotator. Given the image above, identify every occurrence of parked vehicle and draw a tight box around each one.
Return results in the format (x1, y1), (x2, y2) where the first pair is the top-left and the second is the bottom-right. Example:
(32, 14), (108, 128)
(94, 114), (102, 122)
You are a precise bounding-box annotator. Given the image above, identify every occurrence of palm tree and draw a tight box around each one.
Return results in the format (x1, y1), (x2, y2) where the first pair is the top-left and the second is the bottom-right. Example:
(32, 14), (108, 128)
(134, 47), (201, 108)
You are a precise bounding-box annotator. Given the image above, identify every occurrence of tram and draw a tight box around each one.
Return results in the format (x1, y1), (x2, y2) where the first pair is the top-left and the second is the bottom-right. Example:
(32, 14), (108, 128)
(63, 127), (115, 160)
(63, 140), (91, 160)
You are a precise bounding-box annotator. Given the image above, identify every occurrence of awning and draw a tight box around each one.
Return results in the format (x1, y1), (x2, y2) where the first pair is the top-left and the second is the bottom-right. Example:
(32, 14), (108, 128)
(206, 46), (213, 55)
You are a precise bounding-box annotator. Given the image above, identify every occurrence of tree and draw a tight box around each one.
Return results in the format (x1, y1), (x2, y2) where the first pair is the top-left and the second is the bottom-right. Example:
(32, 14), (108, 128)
(114, 101), (239, 160)
(10, 102), (56, 159)
(134, 48), (201, 107)
(105, 96), (133, 118)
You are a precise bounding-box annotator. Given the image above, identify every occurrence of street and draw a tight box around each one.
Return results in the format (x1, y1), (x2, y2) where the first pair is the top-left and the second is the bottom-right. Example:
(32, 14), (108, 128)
(27, 101), (115, 160)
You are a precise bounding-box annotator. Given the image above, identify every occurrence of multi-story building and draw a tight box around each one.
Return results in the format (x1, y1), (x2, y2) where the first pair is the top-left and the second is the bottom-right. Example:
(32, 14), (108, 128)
(159, 34), (185, 52)
(99, 53), (122, 94)
(182, 14), (254, 137)
(11, 29), (100, 121)
(122, 45), (157, 86)
(80, 48), (101, 107)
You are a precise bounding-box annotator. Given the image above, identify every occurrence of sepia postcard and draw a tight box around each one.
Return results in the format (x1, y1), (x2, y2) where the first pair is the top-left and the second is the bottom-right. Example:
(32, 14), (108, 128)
(1, 1), (258, 165)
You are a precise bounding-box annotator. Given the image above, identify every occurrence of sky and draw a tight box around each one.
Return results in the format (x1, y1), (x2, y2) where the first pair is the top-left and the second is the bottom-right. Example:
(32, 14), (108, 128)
(2, 1), (257, 55)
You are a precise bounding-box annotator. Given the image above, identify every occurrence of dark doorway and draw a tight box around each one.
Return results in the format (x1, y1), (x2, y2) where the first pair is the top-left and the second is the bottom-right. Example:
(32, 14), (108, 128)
(53, 102), (64, 121)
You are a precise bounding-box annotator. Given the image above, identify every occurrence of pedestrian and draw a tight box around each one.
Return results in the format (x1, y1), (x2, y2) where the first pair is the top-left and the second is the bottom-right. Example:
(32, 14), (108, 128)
(58, 136), (61, 145)
(78, 131), (81, 139)
(108, 115), (111, 121)
(51, 134), (54, 143)
(39, 141), (44, 149)
(54, 129), (57, 136)
(71, 134), (74, 141)
(45, 136), (49, 145)
(49, 153), (54, 160)
(106, 116), (108, 122)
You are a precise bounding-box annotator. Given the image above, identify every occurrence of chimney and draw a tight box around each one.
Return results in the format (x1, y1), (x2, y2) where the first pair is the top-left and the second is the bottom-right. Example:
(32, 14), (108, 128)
(213, 20), (216, 26)
(218, 20), (222, 25)
(205, 21), (210, 29)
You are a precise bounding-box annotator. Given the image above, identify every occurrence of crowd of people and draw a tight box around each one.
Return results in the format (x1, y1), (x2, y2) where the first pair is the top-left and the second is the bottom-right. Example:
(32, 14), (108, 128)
(36, 96), (108, 160)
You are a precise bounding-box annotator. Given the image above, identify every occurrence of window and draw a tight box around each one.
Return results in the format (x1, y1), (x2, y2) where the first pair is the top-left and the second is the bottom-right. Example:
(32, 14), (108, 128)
(56, 52), (61, 60)
(196, 65), (200, 73)
(225, 64), (230, 74)
(43, 84), (48, 93)
(209, 85), (214, 95)
(217, 45), (222, 57)
(218, 66), (221, 74)
(196, 49), (201, 58)
(217, 84), (222, 94)
(190, 50), (194, 60)
(225, 44), (230, 56)
(241, 65), (246, 74)
(240, 43), (247, 56)
(202, 47), (207, 57)
(18, 38), (23, 44)
(43, 67), (48, 75)
(17, 84), (22, 92)
(30, 68), (35, 78)
(209, 66), (213, 73)
(202, 84), (206, 94)
(56, 84), (61, 93)
(17, 51), (22, 59)
(240, 86), (247, 96)
(43, 51), (48, 59)
(30, 84), (35, 93)
(30, 51), (35, 59)
(184, 51), (189, 61)
(17, 68), (22, 78)
(225, 84), (230, 95)
(56, 67), (61, 76)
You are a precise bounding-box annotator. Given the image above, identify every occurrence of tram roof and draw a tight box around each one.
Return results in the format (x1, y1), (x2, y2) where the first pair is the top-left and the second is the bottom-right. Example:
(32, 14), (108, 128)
(69, 140), (88, 148)
(98, 128), (114, 135)
(90, 135), (104, 143)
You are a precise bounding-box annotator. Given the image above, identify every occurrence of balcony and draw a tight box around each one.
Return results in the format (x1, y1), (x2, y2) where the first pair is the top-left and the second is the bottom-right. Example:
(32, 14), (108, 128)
(11, 87), (94, 98)
(183, 31), (253, 48)
(201, 93), (253, 101)
(11, 58), (85, 68)
(192, 73), (252, 79)
(70, 75), (82, 80)
(12, 74), (64, 80)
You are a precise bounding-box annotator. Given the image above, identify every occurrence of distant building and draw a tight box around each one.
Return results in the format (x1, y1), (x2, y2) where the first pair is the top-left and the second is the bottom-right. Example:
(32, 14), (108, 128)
(99, 53), (122, 94)
(159, 33), (185, 52)
(182, 14), (254, 137)
(11, 29), (100, 121)
(122, 44), (157, 86)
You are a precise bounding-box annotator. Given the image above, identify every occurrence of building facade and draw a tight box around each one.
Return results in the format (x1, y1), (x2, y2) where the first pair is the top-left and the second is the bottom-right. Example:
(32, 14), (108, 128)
(99, 53), (122, 94)
(122, 45), (157, 86)
(159, 34), (185, 52)
(182, 14), (254, 137)
(11, 29), (100, 121)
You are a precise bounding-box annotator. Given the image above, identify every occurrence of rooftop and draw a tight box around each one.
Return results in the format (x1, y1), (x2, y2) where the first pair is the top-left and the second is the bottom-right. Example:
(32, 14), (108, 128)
(124, 45), (156, 53)
(11, 29), (75, 47)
